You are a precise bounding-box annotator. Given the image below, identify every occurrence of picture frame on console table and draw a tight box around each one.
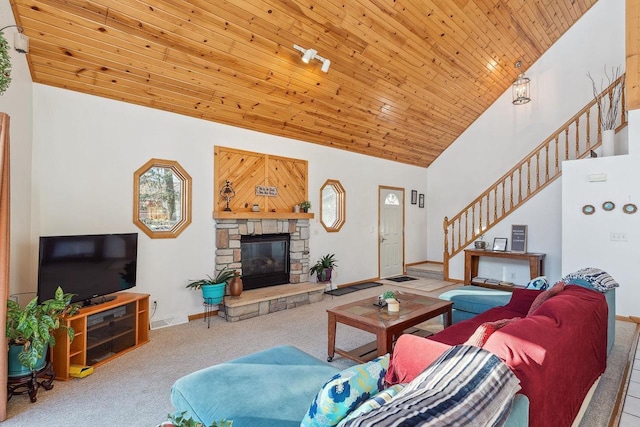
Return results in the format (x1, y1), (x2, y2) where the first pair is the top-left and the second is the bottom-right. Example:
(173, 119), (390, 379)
(493, 237), (508, 251)
(511, 225), (527, 252)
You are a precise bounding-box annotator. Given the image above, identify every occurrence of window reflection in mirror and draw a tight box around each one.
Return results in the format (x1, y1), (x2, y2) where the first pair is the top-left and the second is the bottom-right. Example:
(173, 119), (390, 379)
(133, 159), (192, 238)
(320, 179), (345, 232)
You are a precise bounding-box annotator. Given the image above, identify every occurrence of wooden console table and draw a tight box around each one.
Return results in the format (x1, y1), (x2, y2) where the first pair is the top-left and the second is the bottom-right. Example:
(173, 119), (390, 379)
(464, 249), (545, 288)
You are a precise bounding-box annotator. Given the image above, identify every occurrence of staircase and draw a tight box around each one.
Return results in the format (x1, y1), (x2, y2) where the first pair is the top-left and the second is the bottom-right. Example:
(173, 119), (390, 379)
(406, 262), (444, 280)
(442, 75), (627, 281)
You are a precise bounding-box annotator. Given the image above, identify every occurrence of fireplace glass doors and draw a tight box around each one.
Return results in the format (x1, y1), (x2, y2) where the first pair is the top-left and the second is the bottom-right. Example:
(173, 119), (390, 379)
(240, 234), (290, 290)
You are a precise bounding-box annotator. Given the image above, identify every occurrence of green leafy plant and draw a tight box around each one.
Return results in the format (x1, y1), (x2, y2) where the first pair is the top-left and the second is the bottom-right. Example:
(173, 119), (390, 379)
(6, 287), (79, 370)
(185, 267), (237, 290)
(309, 254), (337, 282)
(166, 411), (232, 427)
(382, 290), (396, 301)
(0, 31), (12, 95)
(300, 200), (311, 211)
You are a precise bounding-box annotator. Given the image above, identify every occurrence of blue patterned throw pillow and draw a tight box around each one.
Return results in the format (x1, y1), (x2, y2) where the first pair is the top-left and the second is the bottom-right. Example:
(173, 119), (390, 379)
(301, 354), (390, 427)
(525, 276), (548, 291)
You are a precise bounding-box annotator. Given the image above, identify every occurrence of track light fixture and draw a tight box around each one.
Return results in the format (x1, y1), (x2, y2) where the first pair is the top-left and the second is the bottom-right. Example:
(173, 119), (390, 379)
(0, 25), (29, 54)
(293, 44), (331, 73)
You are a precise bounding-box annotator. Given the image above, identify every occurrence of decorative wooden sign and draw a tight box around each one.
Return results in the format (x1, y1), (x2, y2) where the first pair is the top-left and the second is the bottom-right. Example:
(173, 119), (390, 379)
(511, 225), (527, 253)
(255, 185), (278, 196)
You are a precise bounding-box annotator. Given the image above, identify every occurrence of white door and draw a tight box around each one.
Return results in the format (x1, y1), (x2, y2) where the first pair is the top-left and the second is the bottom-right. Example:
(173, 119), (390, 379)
(379, 187), (404, 278)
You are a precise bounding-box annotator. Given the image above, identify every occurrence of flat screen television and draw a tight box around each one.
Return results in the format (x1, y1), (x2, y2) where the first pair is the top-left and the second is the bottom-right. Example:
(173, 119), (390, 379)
(37, 233), (138, 306)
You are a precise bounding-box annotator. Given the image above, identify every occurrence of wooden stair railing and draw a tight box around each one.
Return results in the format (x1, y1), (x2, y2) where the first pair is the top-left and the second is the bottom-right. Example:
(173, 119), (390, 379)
(443, 75), (626, 281)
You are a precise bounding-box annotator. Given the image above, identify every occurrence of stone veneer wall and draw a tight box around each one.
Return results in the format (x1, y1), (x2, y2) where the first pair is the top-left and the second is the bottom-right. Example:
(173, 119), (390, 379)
(214, 218), (310, 283)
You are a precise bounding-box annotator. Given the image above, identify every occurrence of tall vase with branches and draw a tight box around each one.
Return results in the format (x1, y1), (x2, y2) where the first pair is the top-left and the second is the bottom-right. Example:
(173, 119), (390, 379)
(587, 66), (625, 156)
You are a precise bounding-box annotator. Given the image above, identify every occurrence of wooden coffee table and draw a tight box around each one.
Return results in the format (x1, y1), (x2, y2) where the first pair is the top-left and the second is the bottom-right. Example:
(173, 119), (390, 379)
(327, 291), (453, 363)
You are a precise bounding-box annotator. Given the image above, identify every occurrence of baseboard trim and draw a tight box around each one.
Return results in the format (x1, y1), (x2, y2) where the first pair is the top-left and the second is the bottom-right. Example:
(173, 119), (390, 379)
(616, 314), (640, 323)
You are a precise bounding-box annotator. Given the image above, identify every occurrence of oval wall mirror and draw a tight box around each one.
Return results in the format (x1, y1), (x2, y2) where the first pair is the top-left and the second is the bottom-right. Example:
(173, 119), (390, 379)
(133, 158), (192, 238)
(320, 179), (346, 232)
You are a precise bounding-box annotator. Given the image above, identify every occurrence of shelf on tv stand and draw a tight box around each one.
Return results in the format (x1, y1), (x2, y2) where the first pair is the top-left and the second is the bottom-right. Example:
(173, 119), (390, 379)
(52, 292), (149, 381)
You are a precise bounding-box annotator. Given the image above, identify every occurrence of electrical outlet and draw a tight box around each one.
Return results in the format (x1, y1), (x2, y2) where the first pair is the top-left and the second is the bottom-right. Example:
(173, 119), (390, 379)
(510, 273), (516, 280)
(153, 300), (158, 308)
(610, 233), (628, 242)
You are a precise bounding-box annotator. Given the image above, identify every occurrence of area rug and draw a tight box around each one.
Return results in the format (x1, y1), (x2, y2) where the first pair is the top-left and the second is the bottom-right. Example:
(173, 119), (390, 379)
(325, 282), (382, 296)
(386, 276), (418, 282)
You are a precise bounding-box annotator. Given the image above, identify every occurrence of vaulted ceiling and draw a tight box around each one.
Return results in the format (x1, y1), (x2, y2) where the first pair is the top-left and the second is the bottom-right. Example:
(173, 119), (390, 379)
(8, 0), (596, 167)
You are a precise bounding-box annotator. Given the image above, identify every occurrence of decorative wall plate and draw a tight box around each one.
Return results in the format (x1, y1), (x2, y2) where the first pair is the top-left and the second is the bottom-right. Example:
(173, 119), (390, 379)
(602, 201), (615, 211)
(623, 203), (637, 214)
(582, 205), (595, 215)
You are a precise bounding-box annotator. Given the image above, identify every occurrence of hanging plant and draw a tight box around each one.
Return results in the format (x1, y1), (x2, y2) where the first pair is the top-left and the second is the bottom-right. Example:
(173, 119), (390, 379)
(0, 31), (12, 95)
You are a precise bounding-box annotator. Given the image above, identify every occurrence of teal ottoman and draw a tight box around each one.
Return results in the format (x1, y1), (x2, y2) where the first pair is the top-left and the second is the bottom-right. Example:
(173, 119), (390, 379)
(170, 345), (339, 427)
(439, 286), (512, 323)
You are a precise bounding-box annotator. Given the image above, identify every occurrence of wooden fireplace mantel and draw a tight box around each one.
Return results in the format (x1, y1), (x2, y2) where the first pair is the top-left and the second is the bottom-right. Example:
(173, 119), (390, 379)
(213, 211), (314, 220)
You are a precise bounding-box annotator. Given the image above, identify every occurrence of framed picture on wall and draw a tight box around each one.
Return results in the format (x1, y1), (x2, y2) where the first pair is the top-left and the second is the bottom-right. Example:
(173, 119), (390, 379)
(419, 194), (425, 208)
(411, 190), (417, 205)
(493, 237), (508, 251)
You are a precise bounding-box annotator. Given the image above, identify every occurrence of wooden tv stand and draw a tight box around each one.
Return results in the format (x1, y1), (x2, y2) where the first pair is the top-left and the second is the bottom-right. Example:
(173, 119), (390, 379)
(52, 292), (150, 381)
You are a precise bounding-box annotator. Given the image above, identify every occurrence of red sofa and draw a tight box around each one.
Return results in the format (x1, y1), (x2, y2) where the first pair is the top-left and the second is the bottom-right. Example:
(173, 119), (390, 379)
(386, 285), (608, 427)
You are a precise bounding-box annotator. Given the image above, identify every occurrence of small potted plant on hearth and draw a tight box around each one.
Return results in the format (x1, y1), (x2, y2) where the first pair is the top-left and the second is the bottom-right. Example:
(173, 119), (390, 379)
(6, 287), (79, 376)
(309, 253), (337, 283)
(186, 267), (237, 304)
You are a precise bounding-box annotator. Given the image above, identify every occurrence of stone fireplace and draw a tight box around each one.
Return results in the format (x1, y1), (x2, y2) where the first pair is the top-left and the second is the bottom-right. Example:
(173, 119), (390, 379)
(214, 218), (323, 321)
(214, 218), (310, 283)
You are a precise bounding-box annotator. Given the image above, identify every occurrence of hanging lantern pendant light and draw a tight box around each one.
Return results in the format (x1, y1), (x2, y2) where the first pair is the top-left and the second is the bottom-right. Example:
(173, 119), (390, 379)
(512, 61), (531, 105)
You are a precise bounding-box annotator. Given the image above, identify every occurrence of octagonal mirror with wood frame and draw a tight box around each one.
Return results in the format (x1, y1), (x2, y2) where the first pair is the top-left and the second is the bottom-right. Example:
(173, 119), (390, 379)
(320, 179), (346, 232)
(133, 158), (192, 239)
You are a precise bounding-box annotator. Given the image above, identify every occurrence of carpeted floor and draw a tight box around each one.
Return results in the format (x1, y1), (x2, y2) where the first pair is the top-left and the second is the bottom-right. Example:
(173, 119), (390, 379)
(3, 282), (635, 427)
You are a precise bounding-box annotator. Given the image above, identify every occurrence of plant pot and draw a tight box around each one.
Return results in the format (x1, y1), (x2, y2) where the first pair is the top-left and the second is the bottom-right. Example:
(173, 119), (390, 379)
(8, 344), (46, 377)
(317, 268), (332, 282)
(474, 240), (487, 249)
(229, 274), (243, 297)
(387, 300), (400, 312)
(201, 283), (226, 305)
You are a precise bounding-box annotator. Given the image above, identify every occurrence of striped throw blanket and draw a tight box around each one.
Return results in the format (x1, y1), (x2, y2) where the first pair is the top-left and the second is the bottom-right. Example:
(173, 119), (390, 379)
(342, 345), (521, 427)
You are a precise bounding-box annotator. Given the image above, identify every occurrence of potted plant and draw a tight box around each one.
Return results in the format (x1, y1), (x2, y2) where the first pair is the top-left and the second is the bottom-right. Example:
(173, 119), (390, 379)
(382, 290), (399, 312)
(309, 254), (337, 282)
(6, 287), (79, 375)
(588, 66), (625, 156)
(300, 200), (311, 213)
(186, 267), (237, 304)
(162, 411), (232, 427)
(0, 30), (12, 95)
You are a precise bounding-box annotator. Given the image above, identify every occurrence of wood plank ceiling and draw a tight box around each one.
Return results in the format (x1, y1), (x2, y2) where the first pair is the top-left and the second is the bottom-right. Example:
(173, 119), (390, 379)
(8, 0), (596, 167)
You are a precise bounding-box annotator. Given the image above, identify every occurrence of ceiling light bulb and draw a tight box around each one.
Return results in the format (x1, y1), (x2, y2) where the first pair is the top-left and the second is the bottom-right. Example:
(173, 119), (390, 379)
(321, 59), (331, 73)
(302, 49), (316, 64)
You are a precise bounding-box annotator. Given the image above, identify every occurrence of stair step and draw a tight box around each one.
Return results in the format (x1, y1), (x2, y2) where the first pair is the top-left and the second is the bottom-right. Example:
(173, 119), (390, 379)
(406, 263), (444, 280)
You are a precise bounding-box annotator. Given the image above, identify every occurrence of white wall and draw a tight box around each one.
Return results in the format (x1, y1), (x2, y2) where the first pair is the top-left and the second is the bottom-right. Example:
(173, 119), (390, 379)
(31, 84), (428, 324)
(562, 154), (639, 317)
(0, 2), (34, 296)
(426, 0), (625, 284)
